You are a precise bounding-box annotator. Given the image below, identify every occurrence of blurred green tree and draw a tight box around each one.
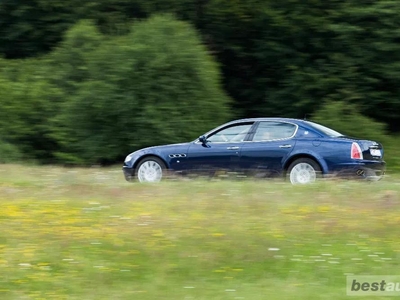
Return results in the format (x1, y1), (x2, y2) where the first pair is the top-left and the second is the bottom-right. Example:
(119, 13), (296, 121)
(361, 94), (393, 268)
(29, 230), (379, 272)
(201, 0), (400, 132)
(51, 15), (231, 164)
(326, 0), (400, 132)
(0, 0), (85, 58)
(198, 0), (340, 119)
(0, 139), (23, 164)
(0, 0), (198, 58)
(2, 0), (400, 168)
(0, 58), (62, 162)
(2, 0), (400, 132)
(311, 101), (388, 142)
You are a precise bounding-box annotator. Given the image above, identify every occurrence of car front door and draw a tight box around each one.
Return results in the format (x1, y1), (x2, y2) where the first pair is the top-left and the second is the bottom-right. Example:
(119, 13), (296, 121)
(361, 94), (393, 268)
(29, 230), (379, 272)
(186, 122), (254, 175)
(240, 121), (298, 176)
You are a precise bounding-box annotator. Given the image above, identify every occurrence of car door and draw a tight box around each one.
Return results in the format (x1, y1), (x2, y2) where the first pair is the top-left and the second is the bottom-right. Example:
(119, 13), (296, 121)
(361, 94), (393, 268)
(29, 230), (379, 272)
(186, 122), (255, 174)
(240, 121), (298, 176)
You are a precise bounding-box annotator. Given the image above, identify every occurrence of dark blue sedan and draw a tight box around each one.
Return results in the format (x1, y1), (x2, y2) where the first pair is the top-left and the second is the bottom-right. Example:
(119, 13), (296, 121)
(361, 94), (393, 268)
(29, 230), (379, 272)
(123, 118), (386, 184)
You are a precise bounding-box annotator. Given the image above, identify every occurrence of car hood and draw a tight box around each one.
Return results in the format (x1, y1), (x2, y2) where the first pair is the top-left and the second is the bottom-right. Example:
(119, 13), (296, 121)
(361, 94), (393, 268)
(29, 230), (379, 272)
(139, 142), (191, 152)
(128, 142), (192, 157)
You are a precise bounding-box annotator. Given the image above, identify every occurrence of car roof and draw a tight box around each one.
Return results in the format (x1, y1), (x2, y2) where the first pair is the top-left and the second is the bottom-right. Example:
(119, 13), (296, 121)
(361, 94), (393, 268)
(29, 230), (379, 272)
(226, 117), (308, 125)
(198, 117), (331, 141)
(200, 117), (311, 137)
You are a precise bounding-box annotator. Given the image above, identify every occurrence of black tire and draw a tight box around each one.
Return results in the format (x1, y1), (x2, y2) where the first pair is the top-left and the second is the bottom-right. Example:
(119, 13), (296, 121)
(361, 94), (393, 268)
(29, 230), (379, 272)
(287, 158), (322, 184)
(135, 156), (167, 183)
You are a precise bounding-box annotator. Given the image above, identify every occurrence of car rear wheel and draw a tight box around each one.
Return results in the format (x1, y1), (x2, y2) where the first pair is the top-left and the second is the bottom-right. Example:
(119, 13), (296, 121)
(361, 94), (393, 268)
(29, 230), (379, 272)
(135, 157), (166, 183)
(287, 158), (321, 185)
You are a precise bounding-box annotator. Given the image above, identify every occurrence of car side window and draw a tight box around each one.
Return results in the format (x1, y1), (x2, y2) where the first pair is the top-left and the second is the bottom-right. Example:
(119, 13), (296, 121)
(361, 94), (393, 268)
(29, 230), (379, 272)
(252, 122), (297, 141)
(207, 123), (253, 143)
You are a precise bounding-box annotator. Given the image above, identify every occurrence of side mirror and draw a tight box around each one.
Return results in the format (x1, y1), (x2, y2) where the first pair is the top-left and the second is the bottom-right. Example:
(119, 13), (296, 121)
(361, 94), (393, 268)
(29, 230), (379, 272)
(199, 135), (208, 144)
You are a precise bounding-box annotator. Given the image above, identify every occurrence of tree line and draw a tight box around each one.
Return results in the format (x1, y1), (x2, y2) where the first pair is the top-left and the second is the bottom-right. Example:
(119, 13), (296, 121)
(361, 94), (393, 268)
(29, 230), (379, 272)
(1, 0), (400, 168)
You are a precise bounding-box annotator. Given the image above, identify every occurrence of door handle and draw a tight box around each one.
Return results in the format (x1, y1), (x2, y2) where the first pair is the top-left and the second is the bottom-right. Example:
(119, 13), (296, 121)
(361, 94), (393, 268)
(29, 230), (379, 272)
(279, 144), (292, 148)
(227, 146), (240, 150)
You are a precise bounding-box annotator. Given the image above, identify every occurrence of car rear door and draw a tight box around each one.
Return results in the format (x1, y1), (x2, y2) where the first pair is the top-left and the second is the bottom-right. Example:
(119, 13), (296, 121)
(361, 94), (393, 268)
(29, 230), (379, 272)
(240, 121), (297, 176)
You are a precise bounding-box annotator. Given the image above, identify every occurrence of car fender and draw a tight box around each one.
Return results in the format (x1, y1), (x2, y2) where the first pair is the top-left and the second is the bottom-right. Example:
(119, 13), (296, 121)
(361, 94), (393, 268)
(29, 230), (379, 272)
(125, 143), (191, 169)
(284, 149), (329, 174)
(124, 148), (167, 168)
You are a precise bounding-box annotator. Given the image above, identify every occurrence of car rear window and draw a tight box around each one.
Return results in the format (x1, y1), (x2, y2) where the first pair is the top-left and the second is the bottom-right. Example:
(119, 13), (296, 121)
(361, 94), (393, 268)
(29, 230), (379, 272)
(304, 121), (343, 137)
(253, 121), (297, 141)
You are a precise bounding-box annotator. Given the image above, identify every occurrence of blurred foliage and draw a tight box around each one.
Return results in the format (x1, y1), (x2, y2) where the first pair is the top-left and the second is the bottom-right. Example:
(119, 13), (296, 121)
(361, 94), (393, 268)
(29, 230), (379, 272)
(0, 58), (62, 162)
(48, 15), (231, 164)
(201, 0), (400, 132)
(1, 0), (400, 168)
(0, 139), (23, 163)
(312, 101), (388, 143)
(0, 0), (83, 58)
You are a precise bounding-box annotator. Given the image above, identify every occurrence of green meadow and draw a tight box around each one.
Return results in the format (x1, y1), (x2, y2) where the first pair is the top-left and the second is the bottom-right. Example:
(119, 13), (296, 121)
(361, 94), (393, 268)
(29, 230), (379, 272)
(1, 164), (399, 299)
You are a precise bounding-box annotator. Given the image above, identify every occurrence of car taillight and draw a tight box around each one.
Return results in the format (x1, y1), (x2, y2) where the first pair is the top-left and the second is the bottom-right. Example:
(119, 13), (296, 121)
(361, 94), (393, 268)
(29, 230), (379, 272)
(351, 142), (363, 159)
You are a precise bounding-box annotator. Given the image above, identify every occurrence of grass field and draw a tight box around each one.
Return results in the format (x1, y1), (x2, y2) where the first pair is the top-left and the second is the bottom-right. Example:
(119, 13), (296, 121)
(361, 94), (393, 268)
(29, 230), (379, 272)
(1, 164), (400, 299)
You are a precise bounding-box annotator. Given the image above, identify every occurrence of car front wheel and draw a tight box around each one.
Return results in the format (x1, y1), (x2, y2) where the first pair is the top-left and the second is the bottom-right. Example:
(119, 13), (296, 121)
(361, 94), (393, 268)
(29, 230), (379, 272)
(135, 157), (166, 183)
(287, 158), (321, 185)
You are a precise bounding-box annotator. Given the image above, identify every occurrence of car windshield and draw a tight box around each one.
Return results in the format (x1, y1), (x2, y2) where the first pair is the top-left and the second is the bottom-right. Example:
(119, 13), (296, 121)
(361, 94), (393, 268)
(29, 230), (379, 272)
(305, 121), (344, 137)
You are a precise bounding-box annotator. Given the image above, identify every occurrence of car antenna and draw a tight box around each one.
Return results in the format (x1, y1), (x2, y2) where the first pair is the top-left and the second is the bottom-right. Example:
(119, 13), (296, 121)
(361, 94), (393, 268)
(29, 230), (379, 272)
(304, 114), (308, 120)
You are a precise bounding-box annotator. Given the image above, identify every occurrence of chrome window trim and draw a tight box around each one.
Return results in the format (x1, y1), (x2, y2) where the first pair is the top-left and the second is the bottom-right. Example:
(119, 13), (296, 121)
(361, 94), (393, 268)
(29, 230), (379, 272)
(194, 140), (245, 144)
(193, 120), (299, 144)
(194, 122), (255, 144)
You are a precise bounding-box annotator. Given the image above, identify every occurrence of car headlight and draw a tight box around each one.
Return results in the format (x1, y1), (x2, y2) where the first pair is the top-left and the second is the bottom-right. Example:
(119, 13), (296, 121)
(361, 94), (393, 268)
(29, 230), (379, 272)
(124, 153), (134, 163)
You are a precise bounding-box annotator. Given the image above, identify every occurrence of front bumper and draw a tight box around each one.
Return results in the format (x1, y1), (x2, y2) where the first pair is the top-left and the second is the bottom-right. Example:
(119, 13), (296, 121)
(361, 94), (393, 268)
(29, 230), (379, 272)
(123, 166), (135, 181)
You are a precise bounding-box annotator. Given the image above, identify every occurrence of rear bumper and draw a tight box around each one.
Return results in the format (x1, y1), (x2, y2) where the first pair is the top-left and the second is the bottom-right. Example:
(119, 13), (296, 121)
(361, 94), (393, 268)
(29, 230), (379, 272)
(122, 166), (135, 181)
(356, 166), (385, 181)
(329, 160), (386, 181)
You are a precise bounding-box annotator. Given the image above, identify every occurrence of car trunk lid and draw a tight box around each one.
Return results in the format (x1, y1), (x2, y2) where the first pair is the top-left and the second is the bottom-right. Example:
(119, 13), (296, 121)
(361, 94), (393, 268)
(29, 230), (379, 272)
(359, 140), (384, 161)
(340, 136), (384, 161)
